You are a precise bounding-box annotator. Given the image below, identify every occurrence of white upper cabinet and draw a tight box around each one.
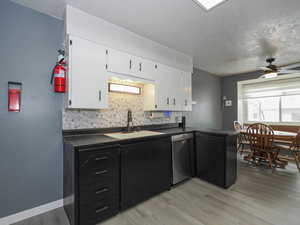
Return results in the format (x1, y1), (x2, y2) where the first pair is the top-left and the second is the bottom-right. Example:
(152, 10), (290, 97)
(67, 35), (108, 109)
(66, 36), (191, 111)
(147, 64), (183, 111)
(106, 48), (132, 76)
(170, 69), (184, 111)
(137, 58), (156, 81)
(155, 64), (172, 110)
(182, 72), (192, 111)
(143, 65), (192, 112)
(106, 49), (155, 81)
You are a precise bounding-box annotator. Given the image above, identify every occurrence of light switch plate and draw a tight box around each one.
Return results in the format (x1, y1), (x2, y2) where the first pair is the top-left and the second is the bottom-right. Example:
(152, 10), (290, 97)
(225, 100), (232, 107)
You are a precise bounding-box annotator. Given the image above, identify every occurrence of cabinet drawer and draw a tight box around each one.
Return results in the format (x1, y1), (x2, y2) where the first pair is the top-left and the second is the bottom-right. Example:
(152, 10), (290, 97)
(79, 166), (118, 185)
(80, 182), (118, 204)
(79, 150), (117, 171)
(80, 198), (119, 225)
(78, 146), (119, 185)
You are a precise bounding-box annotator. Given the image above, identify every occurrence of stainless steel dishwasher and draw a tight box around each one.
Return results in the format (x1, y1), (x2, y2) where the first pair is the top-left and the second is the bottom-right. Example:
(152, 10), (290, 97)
(171, 133), (194, 185)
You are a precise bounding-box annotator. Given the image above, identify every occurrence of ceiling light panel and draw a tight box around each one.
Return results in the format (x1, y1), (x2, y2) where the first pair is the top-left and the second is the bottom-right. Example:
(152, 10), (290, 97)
(193, 0), (228, 11)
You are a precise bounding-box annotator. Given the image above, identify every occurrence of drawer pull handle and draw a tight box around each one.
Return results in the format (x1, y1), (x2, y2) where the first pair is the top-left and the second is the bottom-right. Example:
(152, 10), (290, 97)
(96, 206), (109, 214)
(95, 170), (108, 175)
(95, 156), (108, 161)
(96, 188), (108, 195)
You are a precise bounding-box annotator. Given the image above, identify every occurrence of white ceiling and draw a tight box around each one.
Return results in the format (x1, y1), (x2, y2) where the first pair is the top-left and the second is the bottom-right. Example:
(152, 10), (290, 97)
(11, 0), (300, 76)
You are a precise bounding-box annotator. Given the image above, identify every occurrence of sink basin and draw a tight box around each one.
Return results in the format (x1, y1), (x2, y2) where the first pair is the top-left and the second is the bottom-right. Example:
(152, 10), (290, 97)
(104, 130), (163, 140)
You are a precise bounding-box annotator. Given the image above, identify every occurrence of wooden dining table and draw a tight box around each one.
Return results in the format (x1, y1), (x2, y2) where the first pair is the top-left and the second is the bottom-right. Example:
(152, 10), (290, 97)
(240, 130), (297, 142)
(240, 129), (297, 166)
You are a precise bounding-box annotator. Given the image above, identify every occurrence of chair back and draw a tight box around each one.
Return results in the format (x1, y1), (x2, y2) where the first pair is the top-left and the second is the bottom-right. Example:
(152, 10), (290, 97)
(234, 121), (243, 131)
(246, 123), (274, 152)
(291, 130), (300, 151)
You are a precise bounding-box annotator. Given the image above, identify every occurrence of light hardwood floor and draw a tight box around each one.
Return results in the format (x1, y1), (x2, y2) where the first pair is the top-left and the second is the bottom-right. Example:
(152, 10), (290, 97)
(13, 159), (300, 225)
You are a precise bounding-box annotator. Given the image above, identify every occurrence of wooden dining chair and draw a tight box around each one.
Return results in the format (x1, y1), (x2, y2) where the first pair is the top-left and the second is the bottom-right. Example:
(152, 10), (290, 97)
(233, 121), (249, 155)
(246, 123), (276, 168)
(274, 130), (300, 172)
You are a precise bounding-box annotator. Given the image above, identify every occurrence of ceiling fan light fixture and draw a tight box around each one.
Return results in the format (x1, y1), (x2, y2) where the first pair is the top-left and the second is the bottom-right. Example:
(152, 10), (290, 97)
(261, 72), (278, 79)
(192, 0), (228, 11)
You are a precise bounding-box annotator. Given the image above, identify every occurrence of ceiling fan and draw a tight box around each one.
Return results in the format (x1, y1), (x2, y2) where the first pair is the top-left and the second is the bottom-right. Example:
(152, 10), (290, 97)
(259, 58), (300, 78)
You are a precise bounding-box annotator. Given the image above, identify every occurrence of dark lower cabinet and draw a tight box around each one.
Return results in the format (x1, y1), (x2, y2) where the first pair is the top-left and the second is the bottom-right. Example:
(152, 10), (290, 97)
(64, 137), (172, 225)
(120, 137), (172, 210)
(195, 131), (237, 189)
(64, 129), (236, 225)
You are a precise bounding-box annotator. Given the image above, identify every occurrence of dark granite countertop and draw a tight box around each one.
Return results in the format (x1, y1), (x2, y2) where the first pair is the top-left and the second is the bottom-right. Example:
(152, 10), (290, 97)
(63, 124), (237, 148)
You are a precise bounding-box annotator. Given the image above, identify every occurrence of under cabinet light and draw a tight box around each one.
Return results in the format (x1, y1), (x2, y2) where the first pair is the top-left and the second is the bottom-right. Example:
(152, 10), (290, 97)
(192, 0), (228, 11)
(109, 83), (141, 95)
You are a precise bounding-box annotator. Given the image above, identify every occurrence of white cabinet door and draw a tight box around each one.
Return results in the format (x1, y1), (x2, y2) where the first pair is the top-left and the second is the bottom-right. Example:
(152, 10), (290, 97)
(182, 72), (192, 111)
(139, 58), (156, 81)
(68, 36), (108, 109)
(106, 48), (132, 76)
(142, 64), (191, 112)
(171, 69), (185, 111)
(155, 64), (173, 110)
(107, 49), (156, 81)
(130, 55), (142, 76)
(152, 64), (184, 111)
(142, 63), (160, 111)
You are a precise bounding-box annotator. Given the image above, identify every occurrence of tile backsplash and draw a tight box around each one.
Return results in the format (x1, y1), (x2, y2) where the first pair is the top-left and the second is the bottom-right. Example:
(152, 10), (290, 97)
(63, 83), (183, 130)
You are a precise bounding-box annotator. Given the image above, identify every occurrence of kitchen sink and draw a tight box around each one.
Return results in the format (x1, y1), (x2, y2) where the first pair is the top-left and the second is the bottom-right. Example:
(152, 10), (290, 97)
(104, 130), (163, 139)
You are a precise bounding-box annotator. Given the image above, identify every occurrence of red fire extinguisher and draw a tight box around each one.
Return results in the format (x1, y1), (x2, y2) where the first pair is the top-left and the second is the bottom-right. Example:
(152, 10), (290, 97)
(51, 50), (66, 93)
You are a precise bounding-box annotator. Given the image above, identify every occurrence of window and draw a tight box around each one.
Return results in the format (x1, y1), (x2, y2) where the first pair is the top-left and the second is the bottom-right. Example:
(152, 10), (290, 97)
(282, 95), (300, 122)
(238, 76), (300, 124)
(246, 97), (280, 122)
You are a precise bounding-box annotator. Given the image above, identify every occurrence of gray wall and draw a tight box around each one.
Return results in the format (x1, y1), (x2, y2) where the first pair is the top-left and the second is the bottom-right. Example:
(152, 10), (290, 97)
(0, 1), (63, 218)
(221, 71), (261, 130)
(185, 68), (223, 129)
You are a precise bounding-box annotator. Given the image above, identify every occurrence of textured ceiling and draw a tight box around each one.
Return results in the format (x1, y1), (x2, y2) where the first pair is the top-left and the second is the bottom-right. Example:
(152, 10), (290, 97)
(11, 0), (300, 76)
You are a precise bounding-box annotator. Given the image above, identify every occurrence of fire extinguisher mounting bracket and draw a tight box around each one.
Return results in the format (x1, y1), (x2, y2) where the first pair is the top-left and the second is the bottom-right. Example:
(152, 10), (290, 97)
(8, 81), (22, 87)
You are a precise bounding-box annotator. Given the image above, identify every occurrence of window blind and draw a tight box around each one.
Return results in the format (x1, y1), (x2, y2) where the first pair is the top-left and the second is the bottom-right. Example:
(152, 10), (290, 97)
(242, 77), (300, 99)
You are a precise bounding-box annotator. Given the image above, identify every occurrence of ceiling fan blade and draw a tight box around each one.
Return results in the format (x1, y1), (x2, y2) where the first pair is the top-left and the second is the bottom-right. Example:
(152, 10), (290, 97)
(280, 63), (300, 70)
(278, 70), (300, 74)
(259, 67), (273, 71)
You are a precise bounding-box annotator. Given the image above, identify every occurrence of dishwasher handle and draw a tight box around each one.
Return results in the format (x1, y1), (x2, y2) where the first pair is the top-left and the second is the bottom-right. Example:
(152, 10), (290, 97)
(171, 133), (193, 142)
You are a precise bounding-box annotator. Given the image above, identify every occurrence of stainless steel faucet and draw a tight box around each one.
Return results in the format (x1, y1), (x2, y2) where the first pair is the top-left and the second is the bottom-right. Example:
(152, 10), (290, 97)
(126, 109), (133, 132)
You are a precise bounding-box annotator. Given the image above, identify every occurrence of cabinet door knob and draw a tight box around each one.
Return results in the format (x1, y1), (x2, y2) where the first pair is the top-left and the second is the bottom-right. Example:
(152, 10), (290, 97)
(129, 60), (132, 69)
(99, 91), (102, 101)
(173, 98), (176, 105)
(139, 63), (142, 71)
(167, 97), (169, 105)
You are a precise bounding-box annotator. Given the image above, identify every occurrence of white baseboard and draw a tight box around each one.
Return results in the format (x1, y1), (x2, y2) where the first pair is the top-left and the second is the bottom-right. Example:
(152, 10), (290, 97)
(0, 199), (63, 225)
